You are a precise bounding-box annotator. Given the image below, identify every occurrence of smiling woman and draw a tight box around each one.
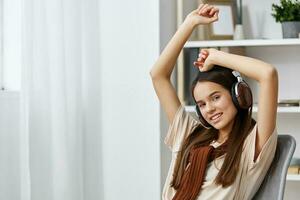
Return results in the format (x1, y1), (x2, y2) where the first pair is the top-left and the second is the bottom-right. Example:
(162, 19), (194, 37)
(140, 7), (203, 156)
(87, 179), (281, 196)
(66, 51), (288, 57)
(150, 3), (278, 200)
(191, 65), (253, 130)
(192, 78), (238, 134)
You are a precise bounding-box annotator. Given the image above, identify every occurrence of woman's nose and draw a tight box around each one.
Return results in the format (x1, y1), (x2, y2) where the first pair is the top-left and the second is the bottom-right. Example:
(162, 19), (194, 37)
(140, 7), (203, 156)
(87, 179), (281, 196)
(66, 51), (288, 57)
(205, 103), (216, 113)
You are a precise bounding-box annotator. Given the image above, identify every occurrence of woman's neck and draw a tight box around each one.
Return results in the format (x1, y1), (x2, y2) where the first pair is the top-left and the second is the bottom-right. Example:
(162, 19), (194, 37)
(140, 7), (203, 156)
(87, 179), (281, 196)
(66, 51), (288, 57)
(217, 120), (234, 143)
(217, 133), (229, 143)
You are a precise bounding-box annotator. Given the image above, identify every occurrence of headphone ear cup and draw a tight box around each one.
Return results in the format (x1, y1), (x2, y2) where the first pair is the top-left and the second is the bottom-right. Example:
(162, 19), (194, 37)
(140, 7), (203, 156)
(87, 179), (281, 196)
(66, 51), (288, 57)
(195, 105), (212, 128)
(231, 81), (253, 109)
(238, 82), (253, 109)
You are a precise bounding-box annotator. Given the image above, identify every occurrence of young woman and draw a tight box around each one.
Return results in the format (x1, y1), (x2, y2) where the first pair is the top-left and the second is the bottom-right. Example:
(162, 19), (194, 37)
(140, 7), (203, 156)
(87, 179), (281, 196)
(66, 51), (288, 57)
(150, 3), (278, 200)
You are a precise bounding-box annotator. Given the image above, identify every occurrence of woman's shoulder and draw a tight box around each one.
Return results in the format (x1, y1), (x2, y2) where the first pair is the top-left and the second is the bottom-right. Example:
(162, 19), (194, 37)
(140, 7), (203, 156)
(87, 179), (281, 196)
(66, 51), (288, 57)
(244, 119), (258, 143)
(242, 120), (278, 169)
(164, 104), (202, 152)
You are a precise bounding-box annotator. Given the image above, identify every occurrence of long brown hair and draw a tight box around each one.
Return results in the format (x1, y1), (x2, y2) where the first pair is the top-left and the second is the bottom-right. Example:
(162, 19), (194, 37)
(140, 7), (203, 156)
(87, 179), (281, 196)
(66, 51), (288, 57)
(170, 66), (256, 189)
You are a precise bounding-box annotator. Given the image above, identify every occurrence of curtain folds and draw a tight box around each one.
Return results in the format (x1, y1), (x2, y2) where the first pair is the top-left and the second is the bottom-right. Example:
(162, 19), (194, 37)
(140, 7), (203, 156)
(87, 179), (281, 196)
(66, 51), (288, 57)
(20, 0), (102, 199)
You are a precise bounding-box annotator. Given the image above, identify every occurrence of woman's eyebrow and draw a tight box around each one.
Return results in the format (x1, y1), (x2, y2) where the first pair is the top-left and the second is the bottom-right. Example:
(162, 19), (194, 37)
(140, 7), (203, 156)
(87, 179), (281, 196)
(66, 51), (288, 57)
(196, 91), (221, 103)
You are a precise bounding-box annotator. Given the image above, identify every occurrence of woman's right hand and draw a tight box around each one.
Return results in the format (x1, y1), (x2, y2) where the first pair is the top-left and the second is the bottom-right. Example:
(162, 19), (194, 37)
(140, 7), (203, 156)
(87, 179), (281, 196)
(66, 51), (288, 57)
(193, 48), (220, 72)
(185, 4), (219, 27)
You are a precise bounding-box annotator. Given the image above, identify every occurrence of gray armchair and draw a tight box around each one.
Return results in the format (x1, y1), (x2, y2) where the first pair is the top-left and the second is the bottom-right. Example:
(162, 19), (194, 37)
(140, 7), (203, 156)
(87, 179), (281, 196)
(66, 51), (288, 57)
(252, 134), (296, 200)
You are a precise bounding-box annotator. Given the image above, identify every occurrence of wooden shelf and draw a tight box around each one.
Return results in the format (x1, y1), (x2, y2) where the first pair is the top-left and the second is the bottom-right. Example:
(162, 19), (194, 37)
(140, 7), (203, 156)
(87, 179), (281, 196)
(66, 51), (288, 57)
(184, 39), (300, 48)
(185, 105), (300, 114)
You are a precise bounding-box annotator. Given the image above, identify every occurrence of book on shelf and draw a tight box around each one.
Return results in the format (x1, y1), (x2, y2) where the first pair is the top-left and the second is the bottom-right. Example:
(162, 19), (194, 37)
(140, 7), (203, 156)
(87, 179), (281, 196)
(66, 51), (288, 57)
(278, 99), (300, 107)
(220, 47), (246, 56)
(253, 99), (300, 107)
(288, 158), (300, 174)
(288, 166), (300, 174)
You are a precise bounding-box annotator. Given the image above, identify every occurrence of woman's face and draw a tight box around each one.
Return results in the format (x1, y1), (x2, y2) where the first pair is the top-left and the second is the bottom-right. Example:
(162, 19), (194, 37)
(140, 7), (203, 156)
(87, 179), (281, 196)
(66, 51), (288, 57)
(193, 81), (238, 131)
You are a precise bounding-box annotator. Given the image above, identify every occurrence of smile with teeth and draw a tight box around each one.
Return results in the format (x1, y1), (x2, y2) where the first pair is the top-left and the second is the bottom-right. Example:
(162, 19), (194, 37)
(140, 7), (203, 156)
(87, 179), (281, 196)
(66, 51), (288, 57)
(210, 113), (222, 121)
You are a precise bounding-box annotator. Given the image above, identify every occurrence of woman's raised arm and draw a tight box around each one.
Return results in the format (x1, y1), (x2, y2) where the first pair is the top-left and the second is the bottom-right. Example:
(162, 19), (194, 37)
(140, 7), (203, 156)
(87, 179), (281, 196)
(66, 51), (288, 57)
(150, 4), (219, 124)
(195, 49), (278, 160)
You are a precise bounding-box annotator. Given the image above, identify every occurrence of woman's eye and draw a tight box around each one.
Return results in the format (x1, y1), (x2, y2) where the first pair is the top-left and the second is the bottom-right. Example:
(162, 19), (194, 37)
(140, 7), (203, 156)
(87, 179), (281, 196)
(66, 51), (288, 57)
(198, 103), (205, 108)
(213, 96), (220, 101)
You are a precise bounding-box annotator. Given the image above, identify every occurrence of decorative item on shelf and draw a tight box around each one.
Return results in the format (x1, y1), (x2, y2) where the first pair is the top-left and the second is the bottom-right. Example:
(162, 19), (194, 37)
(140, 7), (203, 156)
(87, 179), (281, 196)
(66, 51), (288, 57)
(233, 0), (245, 40)
(271, 0), (300, 38)
(220, 47), (245, 55)
(197, 0), (236, 40)
(288, 158), (300, 174)
(278, 99), (300, 107)
(288, 166), (300, 174)
(233, 24), (245, 40)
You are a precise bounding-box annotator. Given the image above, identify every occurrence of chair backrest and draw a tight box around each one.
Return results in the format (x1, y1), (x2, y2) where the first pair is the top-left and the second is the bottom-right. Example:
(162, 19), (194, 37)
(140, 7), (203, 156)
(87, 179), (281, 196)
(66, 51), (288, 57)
(252, 134), (296, 200)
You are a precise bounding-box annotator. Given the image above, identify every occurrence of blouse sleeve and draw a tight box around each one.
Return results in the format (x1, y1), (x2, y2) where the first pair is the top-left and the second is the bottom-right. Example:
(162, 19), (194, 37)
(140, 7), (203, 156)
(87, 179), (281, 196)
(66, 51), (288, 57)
(242, 123), (278, 171)
(240, 123), (278, 199)
(164, 104), (201, 153)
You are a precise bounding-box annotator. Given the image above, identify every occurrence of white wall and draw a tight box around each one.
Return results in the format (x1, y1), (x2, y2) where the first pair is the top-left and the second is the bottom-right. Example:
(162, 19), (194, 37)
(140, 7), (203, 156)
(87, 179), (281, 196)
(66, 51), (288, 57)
(242, 0), (282, 39)
(99, 0), (161, 199)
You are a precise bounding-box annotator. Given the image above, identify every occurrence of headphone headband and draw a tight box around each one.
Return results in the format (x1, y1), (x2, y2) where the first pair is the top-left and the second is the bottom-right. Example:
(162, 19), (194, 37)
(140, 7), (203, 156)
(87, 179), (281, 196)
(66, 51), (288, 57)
(232, 71), (243, 82)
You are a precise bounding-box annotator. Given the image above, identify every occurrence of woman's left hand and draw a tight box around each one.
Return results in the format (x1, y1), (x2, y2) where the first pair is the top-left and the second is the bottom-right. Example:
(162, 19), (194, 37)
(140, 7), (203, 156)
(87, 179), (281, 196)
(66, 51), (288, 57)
(193, 48), (219, 72)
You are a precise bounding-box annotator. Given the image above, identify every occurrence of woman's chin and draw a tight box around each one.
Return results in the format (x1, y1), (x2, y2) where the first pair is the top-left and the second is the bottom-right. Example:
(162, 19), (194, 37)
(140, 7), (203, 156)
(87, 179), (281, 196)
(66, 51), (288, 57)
(210, 120), (225, 130)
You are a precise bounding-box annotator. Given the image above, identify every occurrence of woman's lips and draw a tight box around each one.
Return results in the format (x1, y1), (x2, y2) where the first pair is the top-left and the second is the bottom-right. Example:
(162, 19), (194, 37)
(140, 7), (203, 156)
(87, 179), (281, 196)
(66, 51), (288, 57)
(210, 113), (222, 123)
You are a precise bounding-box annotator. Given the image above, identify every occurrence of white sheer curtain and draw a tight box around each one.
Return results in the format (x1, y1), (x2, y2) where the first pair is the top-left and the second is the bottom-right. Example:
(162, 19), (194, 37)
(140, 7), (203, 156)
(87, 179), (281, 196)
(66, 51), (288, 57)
(20, 0), (102, 200)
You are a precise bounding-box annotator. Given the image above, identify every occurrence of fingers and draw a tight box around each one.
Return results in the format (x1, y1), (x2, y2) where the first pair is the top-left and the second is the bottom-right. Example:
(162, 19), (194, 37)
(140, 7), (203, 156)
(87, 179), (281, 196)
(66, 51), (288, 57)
(211, 10), (219, 22)
(202, 5), (214, 15)
(209, 8), (219, 16)
(198, 4), (209, 15)
(193, 49), (209, 70)
(197, 3), (206, 12)
(197, 53), (206, 61)
(193, 61), (203, 67)
(199, 50), (208, 60)
(200, 49), (209, 54)
(198, 4), (219, 18)
(193, 61), (204, 71)
(200, 49), (209, 58)
(198, 52), (207, 61)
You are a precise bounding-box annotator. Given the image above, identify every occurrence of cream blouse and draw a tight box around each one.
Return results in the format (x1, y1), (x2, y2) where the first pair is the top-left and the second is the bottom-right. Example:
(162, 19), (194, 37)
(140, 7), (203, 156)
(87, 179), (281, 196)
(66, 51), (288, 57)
(162, 105), (277, 200)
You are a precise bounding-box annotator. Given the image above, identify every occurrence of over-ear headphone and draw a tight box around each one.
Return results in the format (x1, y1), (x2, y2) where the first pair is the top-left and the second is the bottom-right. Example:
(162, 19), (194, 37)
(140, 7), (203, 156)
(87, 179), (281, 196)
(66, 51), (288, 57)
(194, 71), (253, 129)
